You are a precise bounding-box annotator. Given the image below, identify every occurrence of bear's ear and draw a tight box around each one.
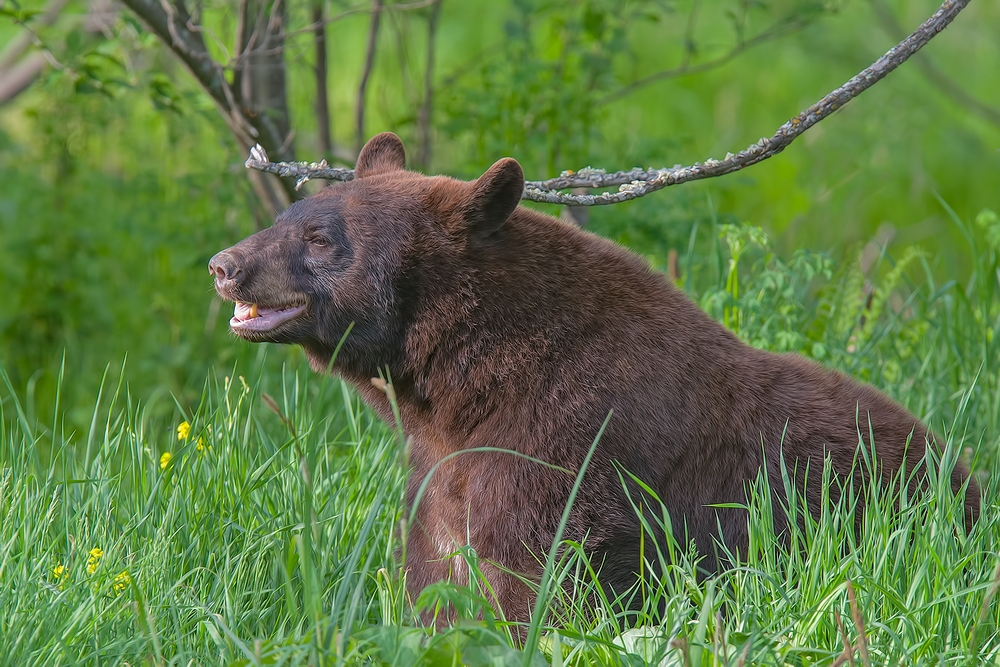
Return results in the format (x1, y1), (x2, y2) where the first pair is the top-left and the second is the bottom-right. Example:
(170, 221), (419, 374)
(355, 132), (406, 178)
(464, 157), (524, 233)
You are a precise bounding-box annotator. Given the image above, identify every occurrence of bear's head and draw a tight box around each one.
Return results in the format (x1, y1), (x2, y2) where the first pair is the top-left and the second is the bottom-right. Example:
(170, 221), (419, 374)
(209, 132), (525, 376)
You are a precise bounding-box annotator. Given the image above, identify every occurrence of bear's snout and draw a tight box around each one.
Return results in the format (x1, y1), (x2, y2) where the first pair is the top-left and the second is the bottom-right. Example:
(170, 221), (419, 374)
(209, 250), (243, 286)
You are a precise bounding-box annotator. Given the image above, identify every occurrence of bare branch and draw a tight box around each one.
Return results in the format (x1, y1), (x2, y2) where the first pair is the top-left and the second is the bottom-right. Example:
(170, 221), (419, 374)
(244, 0), (972, 208)
(523, 0), (972, 206)
(280, 0), (442, 42)
(122, 0), (241, 126)
(355, 0), (383, 154)
(121, 0), (296, 209)
(245, 144), (355, 191)
(599, 14), (809, 106)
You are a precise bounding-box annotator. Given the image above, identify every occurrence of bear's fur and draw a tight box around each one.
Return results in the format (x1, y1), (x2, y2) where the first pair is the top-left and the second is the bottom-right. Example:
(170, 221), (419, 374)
(210, 133), (979, 622)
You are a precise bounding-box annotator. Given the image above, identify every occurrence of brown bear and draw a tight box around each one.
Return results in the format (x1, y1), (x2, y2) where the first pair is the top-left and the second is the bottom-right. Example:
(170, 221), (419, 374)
(209, 132), (979, 623)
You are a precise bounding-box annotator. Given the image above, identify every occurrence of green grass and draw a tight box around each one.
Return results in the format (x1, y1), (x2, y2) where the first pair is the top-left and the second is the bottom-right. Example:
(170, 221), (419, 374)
(1, 219), (999, 665)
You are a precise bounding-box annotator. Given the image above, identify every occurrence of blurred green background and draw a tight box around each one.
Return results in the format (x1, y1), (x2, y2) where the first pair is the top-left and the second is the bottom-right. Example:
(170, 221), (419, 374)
(0, 0), (997, 428)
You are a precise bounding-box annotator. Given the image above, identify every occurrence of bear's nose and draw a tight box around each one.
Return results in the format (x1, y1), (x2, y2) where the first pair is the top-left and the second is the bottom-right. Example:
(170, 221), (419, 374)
(209, 251), (242, 284)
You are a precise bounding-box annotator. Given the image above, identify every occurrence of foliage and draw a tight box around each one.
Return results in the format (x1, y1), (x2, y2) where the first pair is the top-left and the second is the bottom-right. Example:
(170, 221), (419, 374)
(695, 219), (999, 458)
(0, 73), (272, 427)
(1, 0), (1000, 662)
(2, 225), (999, 663)
(441, 0), (649, 175)
(1, 0), (999, 425)
(439, 0), (841, 179)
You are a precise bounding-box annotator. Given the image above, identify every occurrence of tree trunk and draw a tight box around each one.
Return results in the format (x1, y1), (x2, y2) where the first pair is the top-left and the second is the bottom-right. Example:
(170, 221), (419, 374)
(414, 0), (442, 170)
(235, 0), (293, 159)
(355, 0), (383, 155)
(313, 0), (332, 158)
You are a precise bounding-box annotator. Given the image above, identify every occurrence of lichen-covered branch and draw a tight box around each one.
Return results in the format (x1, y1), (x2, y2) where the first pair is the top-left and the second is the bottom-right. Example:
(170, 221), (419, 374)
(244, 0), (971, 207)
(245, 144), (355, 191)
(522, 0), (971, 206)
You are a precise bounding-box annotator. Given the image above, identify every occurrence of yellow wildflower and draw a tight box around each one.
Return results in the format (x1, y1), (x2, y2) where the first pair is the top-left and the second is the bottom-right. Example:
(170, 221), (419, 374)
(87, 548), (103, 574)
(113, 570), (132, 595)
(160, 451), (172, 469)
(176, 421), (191, 440)
(196, 437), (206, 453)
(51, 563), (68, 590)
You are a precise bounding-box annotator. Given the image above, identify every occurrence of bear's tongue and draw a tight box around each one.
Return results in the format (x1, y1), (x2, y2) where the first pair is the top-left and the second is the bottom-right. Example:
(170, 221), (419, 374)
(231, 301), (306, 331)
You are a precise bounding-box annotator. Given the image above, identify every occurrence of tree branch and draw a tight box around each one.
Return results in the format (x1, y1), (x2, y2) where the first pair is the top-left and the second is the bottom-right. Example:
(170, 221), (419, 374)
(283, 0), (444, 39)
(121, 0), (296, 209)
(0, 0), (71, 104)
(599, 13), (809, 106)
(0, 52), (47, 104)
(523, 0), (973, 205)
(0, 0), (70, 72)
(244, 0), (972, 208)
(123, 0), (242, 129)
(245, 144), (355, 191)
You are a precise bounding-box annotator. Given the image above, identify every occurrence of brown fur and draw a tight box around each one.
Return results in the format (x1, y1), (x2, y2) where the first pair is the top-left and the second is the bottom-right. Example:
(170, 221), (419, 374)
(209, 133), (979, 622)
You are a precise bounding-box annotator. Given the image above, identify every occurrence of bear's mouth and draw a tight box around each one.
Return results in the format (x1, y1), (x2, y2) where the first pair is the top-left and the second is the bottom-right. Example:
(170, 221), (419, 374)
(230, 301), (307, 333)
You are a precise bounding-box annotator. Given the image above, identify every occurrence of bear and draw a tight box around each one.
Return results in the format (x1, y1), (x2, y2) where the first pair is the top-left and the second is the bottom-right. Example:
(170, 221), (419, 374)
(209, 132), (979, 624)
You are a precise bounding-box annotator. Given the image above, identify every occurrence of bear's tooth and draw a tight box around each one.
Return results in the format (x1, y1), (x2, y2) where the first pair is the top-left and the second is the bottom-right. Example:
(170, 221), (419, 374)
(250, 304), (258, 318)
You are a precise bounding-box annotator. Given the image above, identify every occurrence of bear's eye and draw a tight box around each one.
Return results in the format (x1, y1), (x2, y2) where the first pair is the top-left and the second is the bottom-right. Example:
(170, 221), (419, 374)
(306, 235), (328, 247)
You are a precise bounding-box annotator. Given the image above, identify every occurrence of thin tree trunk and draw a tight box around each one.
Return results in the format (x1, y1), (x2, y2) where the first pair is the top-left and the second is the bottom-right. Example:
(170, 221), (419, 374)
(355, 0), (383, 154)
(414, 0), (442, 170)
(313, 0), (332, 157)
(236, 0), (293, 155)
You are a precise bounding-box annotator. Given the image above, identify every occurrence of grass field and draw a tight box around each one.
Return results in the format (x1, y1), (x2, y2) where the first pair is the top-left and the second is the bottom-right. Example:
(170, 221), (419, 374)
(2, 215), (999, 665)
